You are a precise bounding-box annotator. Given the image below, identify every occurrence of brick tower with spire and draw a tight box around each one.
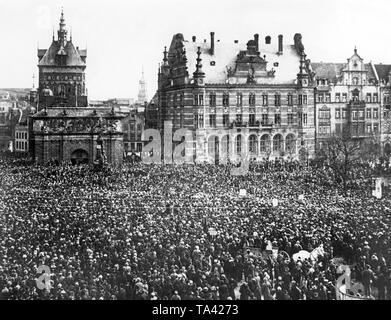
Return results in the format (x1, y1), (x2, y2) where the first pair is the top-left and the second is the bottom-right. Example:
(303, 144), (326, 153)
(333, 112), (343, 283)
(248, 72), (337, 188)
(37, 8), (87, 110)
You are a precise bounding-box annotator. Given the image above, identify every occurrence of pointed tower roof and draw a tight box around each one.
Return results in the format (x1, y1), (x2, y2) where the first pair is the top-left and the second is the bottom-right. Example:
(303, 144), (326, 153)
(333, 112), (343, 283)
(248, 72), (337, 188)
(137, 68), (148, 103)
(38, 9), (86, 67)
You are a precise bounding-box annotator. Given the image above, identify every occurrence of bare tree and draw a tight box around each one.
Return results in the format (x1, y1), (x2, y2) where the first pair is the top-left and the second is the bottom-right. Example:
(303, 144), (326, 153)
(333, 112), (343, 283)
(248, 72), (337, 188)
(317, 131), (361, 192)
(359, 132), (382, 162)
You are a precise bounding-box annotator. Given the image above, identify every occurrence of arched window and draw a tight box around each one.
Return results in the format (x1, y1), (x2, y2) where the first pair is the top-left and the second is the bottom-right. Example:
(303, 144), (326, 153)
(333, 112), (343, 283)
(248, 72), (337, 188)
(285, 134), (296, 153)
(235, 135), (242, 154)
(260, 134), (270, 153)
(273, 134), (283, 152)
(249, 135), (258, 155)
(208, 136), (218, 156)
(221, 135), (230, 159)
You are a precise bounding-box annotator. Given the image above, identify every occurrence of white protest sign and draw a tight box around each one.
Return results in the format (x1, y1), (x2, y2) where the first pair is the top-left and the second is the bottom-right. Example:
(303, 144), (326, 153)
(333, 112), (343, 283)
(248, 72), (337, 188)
(239, 189), (247, 197)
(272, 198), (278, 207)
(208, 228), (217, 236)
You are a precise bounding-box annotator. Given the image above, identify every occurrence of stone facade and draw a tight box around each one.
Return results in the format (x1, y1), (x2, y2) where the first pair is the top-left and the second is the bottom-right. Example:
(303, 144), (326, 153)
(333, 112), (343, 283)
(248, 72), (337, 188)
(312, 49), (382, 152)
(31, 107), (124, 164)
(155, 32), (316, 163)
(30, 10), (125, 165)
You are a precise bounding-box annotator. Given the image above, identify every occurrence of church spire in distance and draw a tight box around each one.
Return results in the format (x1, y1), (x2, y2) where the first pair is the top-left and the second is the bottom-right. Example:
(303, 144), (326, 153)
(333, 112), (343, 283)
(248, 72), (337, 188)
(137, 67), (148, 104)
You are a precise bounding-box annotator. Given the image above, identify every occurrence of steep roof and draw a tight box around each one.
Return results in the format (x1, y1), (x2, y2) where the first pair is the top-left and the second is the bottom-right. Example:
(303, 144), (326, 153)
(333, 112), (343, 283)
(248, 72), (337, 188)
(183, 37), (302, 85)
(374, 64), (391, 82)
(38, 40), (86, 67)
(311, 62), (377, 82)
(310, 63), (344, 81)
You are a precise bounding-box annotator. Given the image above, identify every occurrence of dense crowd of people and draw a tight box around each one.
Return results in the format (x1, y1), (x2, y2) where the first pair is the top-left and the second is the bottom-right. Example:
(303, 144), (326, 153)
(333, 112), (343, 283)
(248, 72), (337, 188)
(0, 157), (390, 300)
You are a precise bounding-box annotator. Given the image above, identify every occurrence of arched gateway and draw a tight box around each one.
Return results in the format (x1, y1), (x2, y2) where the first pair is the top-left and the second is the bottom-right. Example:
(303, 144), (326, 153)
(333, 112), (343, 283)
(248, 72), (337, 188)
(71, 149), (89, 165)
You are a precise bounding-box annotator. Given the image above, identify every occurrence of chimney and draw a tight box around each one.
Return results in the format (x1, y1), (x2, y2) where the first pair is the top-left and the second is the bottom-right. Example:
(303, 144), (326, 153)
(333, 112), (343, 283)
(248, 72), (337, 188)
(192, 36), (196, 42)
(210, 32), (215, 55)
(254, 34), (259, 52)
(265, 36), (271, 44)
(234, 40), (238, 44)
(278, 35), (283, 54)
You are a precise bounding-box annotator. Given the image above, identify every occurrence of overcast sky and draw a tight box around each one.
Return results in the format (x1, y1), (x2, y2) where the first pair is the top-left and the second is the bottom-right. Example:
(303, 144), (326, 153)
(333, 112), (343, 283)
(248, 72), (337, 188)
(0, 0), (390, 100)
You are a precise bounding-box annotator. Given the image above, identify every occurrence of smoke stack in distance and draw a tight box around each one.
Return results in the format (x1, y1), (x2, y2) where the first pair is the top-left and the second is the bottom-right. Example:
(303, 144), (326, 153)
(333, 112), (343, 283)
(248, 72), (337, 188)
(210, 32), (215, 55)
(278, 35), (283, 55)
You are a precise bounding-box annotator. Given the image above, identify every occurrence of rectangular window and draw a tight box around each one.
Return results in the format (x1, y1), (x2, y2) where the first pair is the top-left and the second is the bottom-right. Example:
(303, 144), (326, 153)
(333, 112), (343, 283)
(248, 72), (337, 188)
(384, 94), (390, 104)
(303, 95), (308, 105)
(262, 94), (268, 106)
(193, 94), (199, 106)
(352, 110), (358, 119)
(236, 113), (242, 123)
(209, 93), (216, 107)
(287, 114), (294, 125)
(342, 109), (347, 119)
(223, 114), (229, 127)
(373, 93), (378, 103)
(366, 109), (371, 118)
(198, 114), (204, 128)
(358, 110), (364, 119)
(288, 94), (293, 106)
(223, 93), (229, 107)
(366, 124), (372, 133)
(335, 109), (340, 119)
(303, 113), (308, 125)
(274, 114), (281, 125)
(298, 95), (303, 105)
(319, 109), (330, 119)
(373, 108), (379, 118)
(366, 93), (372, 103)
(325, 93), (331, 102)
(374, 124), (379, 133)
(342, 93), (347, 102)
(336, 123), (341, 134)
(130, 143), (135, 150)
(236, 93), (242, 107)
(318, 93), (324, 103)
(335, 93), (341, 102)
(209, 114), (216, 127)
(262, 114), (268, 124)
(249, 113), (255, 125)
(249, 93), (255, 106)
(274, 94), (281, 106)
(180, 93), (184, 107)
